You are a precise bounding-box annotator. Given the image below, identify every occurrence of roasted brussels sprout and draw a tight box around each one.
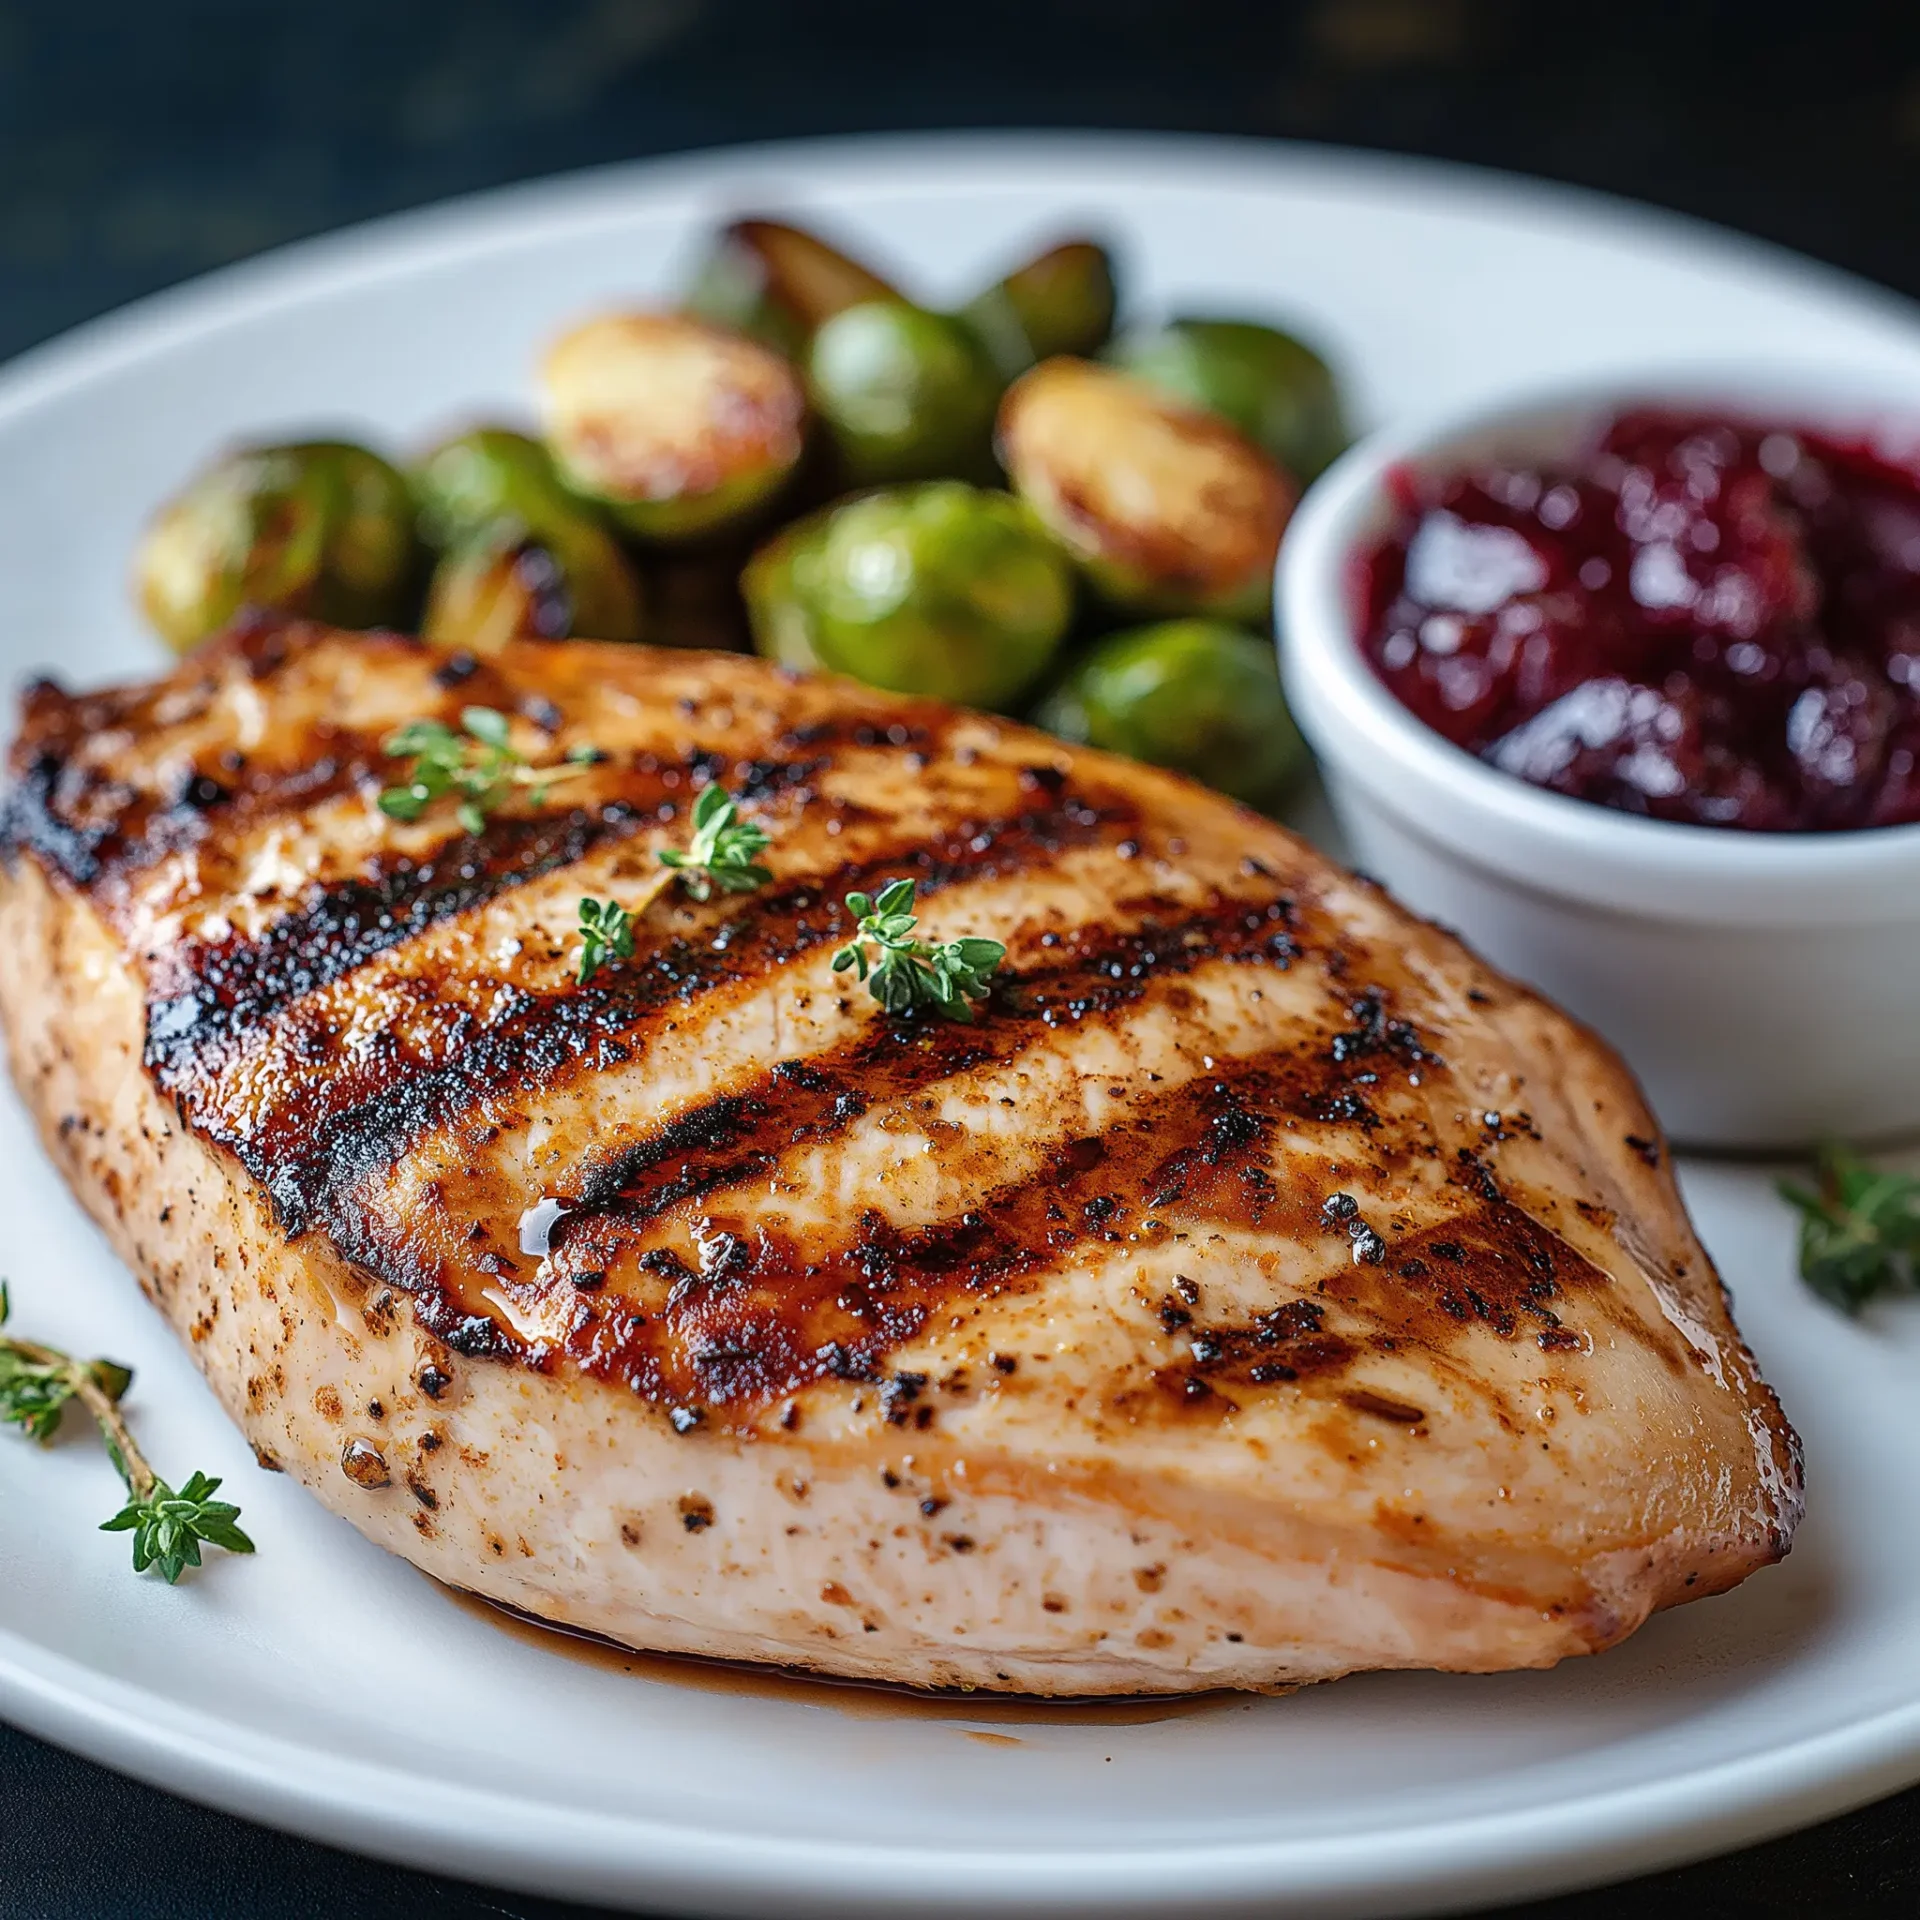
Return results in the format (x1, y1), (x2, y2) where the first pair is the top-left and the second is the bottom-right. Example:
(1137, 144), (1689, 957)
(135, 440), (420, 653)
(805, 303), (1002, 487)
(1034, 620), (1307, 803)
(410, 427), (644, 647)
(540, 312), (807, 541)
(1109, 317), (1349, 483)
(744, 483), (1072, 709)
(411, 426), (574, 548)
(998, 358), (1295, 622)
(961, 239), (1118, 380)
(422, 528), (644, 651)
(685, 217), (903, 358)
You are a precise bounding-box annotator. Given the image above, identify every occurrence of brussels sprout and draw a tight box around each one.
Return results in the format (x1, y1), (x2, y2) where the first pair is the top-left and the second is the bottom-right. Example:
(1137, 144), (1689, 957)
(1109, 318), (1349, 484)
(422, 523), (644, 651)
(744, 483), (1072, 710)
(1033, 620), (1308, 804)
(411, 426), (575, 548)
(961, 238), (1118, 380)
(410, 427), (644, 647)
(685, 217), (903, 358)
(540, 312), (807, 541)
(805, 303), (1002, 488)
(998, 358), (1295, 622)
(135, 440), (420, 653)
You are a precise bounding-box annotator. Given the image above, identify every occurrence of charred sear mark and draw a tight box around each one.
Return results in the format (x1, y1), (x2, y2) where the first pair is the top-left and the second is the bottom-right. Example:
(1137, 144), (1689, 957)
(144, 807), (642, 1075)
(1327, 989), (1433, 1068)
(1341, 1202), (1599, 1351)
(1183, 1297), (1356, 1387)
(259, 791), (1135, 1242)
(554, 893), (1302, 1239)
(534, 1059), (1323, 1418)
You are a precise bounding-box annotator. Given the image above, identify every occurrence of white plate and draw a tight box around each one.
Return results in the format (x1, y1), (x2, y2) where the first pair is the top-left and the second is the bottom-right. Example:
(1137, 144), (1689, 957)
(3, 133), (1920, 1920)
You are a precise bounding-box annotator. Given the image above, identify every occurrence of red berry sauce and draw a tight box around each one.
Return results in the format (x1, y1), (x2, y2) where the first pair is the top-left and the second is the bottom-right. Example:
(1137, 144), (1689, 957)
(1357, 410), (1920, 830)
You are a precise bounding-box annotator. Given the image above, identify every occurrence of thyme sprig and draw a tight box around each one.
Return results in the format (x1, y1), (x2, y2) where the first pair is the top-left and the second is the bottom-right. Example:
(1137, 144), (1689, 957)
(377, 705), (598, 835)
(573, 785), (771, 983)
(832, 879), (1005, 1023)
(0, 1283), (254, 1583)
(657, 784), (773, 902)
(1779, 1142), (1920, 1314)
(575, 894), (635, 985)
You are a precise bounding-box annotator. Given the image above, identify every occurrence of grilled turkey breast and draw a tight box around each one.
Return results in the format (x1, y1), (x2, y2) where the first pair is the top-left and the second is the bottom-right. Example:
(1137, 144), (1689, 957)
(0, 620), (1799, 1693)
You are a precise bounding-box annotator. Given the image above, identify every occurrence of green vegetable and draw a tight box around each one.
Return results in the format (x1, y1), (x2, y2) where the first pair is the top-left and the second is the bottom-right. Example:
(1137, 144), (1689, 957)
(377, 706), (599, 835)
(540, 312), (807, 541)
(657, 784), (772, 901)
(743, 483), (1073, 710)
(832, 879), (1005, 1023)
(1779, 1143), (1920, 1314)
(685, 217), (903, 359)
(962, 238), (1118, 380)
(805, 303), (1001, 486)
(135, 440), (420, 653)
(997, 358), (1295, 622)
(1033, 620), (1309, 805)
(0, 1282), (254, 1584)
(412, 428), (644, 646)
(575, 896), (635, 984)
(1110, 317), (1349, 483)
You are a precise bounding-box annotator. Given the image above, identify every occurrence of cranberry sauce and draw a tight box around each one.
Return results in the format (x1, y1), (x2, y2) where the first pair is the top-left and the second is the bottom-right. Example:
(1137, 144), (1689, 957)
(1358, 410), (1920, 830)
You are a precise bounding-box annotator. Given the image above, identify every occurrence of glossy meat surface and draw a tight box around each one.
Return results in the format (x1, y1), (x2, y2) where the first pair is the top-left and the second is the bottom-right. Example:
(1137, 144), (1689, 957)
(0, 621), (1801, 1691)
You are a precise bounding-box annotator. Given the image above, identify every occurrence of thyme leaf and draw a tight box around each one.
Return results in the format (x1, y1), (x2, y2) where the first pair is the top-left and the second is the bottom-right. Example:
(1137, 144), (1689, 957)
(377, 705), (597, 831)
(831, 879), (1005, 1024)
(572, 787), (772, 983)
(1779, 1142), (1920, 1314)
(575, 895), (635, 984)
(0, 1282), (254, 1583)
(657, 785), (772, 902)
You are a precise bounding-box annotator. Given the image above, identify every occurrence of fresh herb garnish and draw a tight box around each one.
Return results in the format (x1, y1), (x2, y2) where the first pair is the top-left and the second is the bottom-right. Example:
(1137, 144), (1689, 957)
(377, 705), (597, 835)
(575, 895), (635, 985)
(1778, 1142), (1920, 1314)
(831, 879), (1005, 1023)
(0, 1282), (254, 1583)
(657, 784), (773, 902)
(571, 786), (771, 983)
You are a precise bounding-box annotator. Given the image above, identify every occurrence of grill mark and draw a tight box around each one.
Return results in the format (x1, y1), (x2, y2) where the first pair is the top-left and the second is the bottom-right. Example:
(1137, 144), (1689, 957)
(230, 790), (1134, 1240)
(4, 626), (394, 893)
(539, 1060), (1321, 1417)
(139, 745), (844, 1079)
(143, 807), (643, 1073)
(7, 618), (973, 902)
(550, 893), (1301, 1238)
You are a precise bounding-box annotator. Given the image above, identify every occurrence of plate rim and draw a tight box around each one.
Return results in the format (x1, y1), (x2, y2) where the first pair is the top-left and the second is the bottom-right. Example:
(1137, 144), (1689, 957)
(5, 127), (1920, 1917)
(7, 1618), (1920, 1919)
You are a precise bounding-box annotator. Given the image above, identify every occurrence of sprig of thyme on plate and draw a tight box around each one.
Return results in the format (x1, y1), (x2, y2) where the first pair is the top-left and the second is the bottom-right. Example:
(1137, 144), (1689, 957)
(377, 705), (598, 835)
(1778, 1142), (1920, 1314)
(574, 785), (772, 984)
(832, 879), (1005, 1023)
(0, 1283), (254, 1583)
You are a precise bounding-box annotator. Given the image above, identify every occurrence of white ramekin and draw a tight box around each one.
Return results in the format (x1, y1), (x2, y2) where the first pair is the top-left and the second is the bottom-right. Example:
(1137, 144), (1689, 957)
(1277, 368), (1920, 1151)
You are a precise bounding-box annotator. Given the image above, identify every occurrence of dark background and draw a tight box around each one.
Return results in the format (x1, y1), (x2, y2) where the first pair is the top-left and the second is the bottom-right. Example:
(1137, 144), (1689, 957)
(3, 1), (1918, 1914)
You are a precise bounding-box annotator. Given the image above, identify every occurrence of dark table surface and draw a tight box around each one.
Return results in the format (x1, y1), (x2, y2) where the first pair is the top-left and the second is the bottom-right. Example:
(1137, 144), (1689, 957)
(4, 2), (1920, 1915)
